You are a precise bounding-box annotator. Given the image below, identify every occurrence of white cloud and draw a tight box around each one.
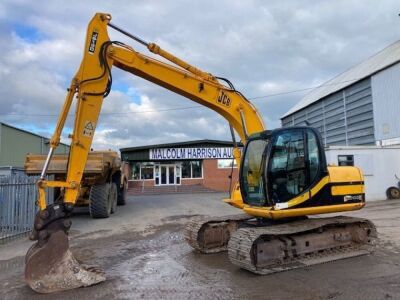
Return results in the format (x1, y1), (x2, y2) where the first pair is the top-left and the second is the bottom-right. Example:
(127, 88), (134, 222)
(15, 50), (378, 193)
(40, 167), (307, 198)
(0, 0), (399, 151)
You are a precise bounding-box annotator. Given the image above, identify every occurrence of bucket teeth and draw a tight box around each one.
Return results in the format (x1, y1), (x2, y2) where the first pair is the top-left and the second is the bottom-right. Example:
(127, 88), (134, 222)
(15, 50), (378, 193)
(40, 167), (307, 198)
(25, 204), (105, 293)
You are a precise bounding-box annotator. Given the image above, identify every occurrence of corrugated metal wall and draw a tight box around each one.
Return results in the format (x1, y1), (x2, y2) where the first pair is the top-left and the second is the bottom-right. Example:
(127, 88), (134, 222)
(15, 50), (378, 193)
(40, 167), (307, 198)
(0, 124), (69, 167)
(0, 125), (42, 167)
(281, 78), (375, 146)
(371, 63), (400, 143)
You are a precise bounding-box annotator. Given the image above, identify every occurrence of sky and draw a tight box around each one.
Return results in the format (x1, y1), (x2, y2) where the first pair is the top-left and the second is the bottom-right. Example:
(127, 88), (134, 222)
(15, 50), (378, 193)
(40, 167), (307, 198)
(0, 0), (399, 150)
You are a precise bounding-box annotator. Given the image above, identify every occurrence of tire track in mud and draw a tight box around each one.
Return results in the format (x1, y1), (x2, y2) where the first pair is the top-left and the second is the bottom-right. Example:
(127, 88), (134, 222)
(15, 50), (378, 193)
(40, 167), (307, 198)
(81, 220), (237, 300)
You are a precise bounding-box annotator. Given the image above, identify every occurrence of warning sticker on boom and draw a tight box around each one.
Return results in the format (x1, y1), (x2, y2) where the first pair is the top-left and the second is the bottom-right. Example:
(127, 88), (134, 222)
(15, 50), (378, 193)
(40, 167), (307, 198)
(83, 121), (95, 137)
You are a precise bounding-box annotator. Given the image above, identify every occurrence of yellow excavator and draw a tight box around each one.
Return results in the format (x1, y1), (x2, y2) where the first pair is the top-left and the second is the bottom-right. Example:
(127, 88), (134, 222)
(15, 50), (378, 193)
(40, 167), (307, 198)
(25, 13), (377, 293)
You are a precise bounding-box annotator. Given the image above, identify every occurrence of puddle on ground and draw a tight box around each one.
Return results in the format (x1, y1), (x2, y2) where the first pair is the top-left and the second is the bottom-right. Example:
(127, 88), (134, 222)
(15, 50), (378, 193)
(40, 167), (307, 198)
(0, 255), (24, 272)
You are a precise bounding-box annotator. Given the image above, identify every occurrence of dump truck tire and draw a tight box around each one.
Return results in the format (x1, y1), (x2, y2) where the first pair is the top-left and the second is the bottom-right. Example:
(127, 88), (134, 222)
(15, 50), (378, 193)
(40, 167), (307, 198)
(89, 183), (111, 218)
(110, 183), (118, 214)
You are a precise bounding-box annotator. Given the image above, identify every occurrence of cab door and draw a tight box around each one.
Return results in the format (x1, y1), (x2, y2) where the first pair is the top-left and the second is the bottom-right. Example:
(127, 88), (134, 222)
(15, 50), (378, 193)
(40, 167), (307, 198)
(267, 128), (326, 205)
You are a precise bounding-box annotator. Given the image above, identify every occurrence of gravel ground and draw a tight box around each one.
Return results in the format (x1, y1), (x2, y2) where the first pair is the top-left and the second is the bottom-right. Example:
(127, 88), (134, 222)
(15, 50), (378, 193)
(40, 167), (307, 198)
(1, 193), (400, 300)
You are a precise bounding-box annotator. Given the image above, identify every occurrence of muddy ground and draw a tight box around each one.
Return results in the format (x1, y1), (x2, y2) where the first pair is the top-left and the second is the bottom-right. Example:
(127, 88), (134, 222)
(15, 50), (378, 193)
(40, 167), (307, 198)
(1, 193), (400, 300)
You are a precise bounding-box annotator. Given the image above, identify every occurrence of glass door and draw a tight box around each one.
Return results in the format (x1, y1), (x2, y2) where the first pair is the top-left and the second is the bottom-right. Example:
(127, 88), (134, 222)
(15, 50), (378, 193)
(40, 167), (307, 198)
(157, 164), (179, 185)
(168, 166), (175, 185)
(175, 163), (181, 185)
(160, 165), (167, 185)
(155, 164), (160, 185)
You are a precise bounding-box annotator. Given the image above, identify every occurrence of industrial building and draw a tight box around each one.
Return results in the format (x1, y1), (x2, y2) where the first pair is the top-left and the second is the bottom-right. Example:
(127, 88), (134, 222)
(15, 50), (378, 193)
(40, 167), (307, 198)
(0, 122), (69, 169)
(120, 140), (238, 193)
(282, 41), (400, 201)
(282, 40), (400, 147)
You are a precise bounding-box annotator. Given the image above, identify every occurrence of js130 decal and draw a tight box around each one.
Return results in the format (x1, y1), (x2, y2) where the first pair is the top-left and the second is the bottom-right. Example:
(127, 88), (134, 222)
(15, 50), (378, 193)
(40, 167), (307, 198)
(88, 31), (98, 54)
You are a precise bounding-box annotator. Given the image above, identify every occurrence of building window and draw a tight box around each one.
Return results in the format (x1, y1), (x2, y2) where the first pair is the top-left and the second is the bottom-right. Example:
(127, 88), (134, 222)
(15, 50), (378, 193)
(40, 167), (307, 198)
(218, 159), (237, 169)
(132, 163), (140, 180)
(140, 162), (154, 180)
(131, 162), (154, 180)
(181, 161), (203, 178)
(338, 155), (354, 166)
(182, 161), (191, 178)
(192, 161), (202, 178)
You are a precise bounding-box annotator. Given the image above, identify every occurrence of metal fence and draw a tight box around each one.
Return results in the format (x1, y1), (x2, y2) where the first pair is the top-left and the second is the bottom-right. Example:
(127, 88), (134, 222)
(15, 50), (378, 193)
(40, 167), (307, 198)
(0, 174), (40, 241)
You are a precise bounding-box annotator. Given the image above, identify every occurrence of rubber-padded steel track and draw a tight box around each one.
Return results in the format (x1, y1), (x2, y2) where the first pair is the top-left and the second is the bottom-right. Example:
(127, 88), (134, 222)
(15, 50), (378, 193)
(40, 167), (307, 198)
(228, 216), (377, 275)
(185, 214), (252, 253)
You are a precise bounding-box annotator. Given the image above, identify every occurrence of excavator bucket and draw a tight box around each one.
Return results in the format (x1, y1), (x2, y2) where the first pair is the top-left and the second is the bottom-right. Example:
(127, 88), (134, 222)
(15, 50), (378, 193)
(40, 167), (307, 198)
(25, 204), (105, 293)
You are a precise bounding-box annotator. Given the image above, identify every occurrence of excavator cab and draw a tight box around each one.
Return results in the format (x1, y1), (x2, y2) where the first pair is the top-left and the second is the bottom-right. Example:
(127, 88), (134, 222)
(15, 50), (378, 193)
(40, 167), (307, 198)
(240, 127), (328, 208)
(189, 126), (375, 274)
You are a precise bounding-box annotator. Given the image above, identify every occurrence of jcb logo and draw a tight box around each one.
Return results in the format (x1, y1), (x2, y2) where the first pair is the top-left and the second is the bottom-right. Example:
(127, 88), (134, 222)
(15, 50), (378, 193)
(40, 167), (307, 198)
(217, 91), (231, 107)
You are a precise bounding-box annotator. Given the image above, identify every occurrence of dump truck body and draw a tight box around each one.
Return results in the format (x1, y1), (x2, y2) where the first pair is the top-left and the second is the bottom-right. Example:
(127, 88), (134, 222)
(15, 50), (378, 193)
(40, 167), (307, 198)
(25, 151), (127, 208)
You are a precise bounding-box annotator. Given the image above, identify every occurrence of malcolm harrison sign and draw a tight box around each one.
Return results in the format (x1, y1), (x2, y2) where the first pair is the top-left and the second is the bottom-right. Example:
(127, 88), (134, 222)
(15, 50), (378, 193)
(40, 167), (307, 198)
(149, 147), (237, 160)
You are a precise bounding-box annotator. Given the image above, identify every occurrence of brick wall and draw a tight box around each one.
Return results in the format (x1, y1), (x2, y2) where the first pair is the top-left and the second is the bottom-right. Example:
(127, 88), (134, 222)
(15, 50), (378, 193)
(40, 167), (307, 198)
(128, 180), (154, 188)
(202, 159), (238, 192)
(181, 178), (203, 185)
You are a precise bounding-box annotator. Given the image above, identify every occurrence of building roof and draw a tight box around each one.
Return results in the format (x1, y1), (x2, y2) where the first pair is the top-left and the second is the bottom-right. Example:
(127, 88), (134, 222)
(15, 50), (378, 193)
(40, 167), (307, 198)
(282, 40), (400, 118)
(120, 139), (237, 153)
(0, 122), (69, 147)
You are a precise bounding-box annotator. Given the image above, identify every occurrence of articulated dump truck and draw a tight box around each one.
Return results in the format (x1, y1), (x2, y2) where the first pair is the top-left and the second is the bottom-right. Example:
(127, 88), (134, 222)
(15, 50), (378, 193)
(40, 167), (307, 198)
(25, 151), (128, 218)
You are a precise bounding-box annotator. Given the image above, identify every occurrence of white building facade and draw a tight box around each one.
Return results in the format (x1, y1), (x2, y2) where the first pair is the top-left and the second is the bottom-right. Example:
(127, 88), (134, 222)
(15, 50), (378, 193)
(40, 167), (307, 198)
(325, 146), (400, 201)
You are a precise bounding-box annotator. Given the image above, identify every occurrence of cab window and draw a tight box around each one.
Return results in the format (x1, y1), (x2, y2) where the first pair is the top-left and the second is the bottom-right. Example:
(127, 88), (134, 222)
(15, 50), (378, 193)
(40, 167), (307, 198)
(241, 139), (268, 206)
(308, 131), (320, 183)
